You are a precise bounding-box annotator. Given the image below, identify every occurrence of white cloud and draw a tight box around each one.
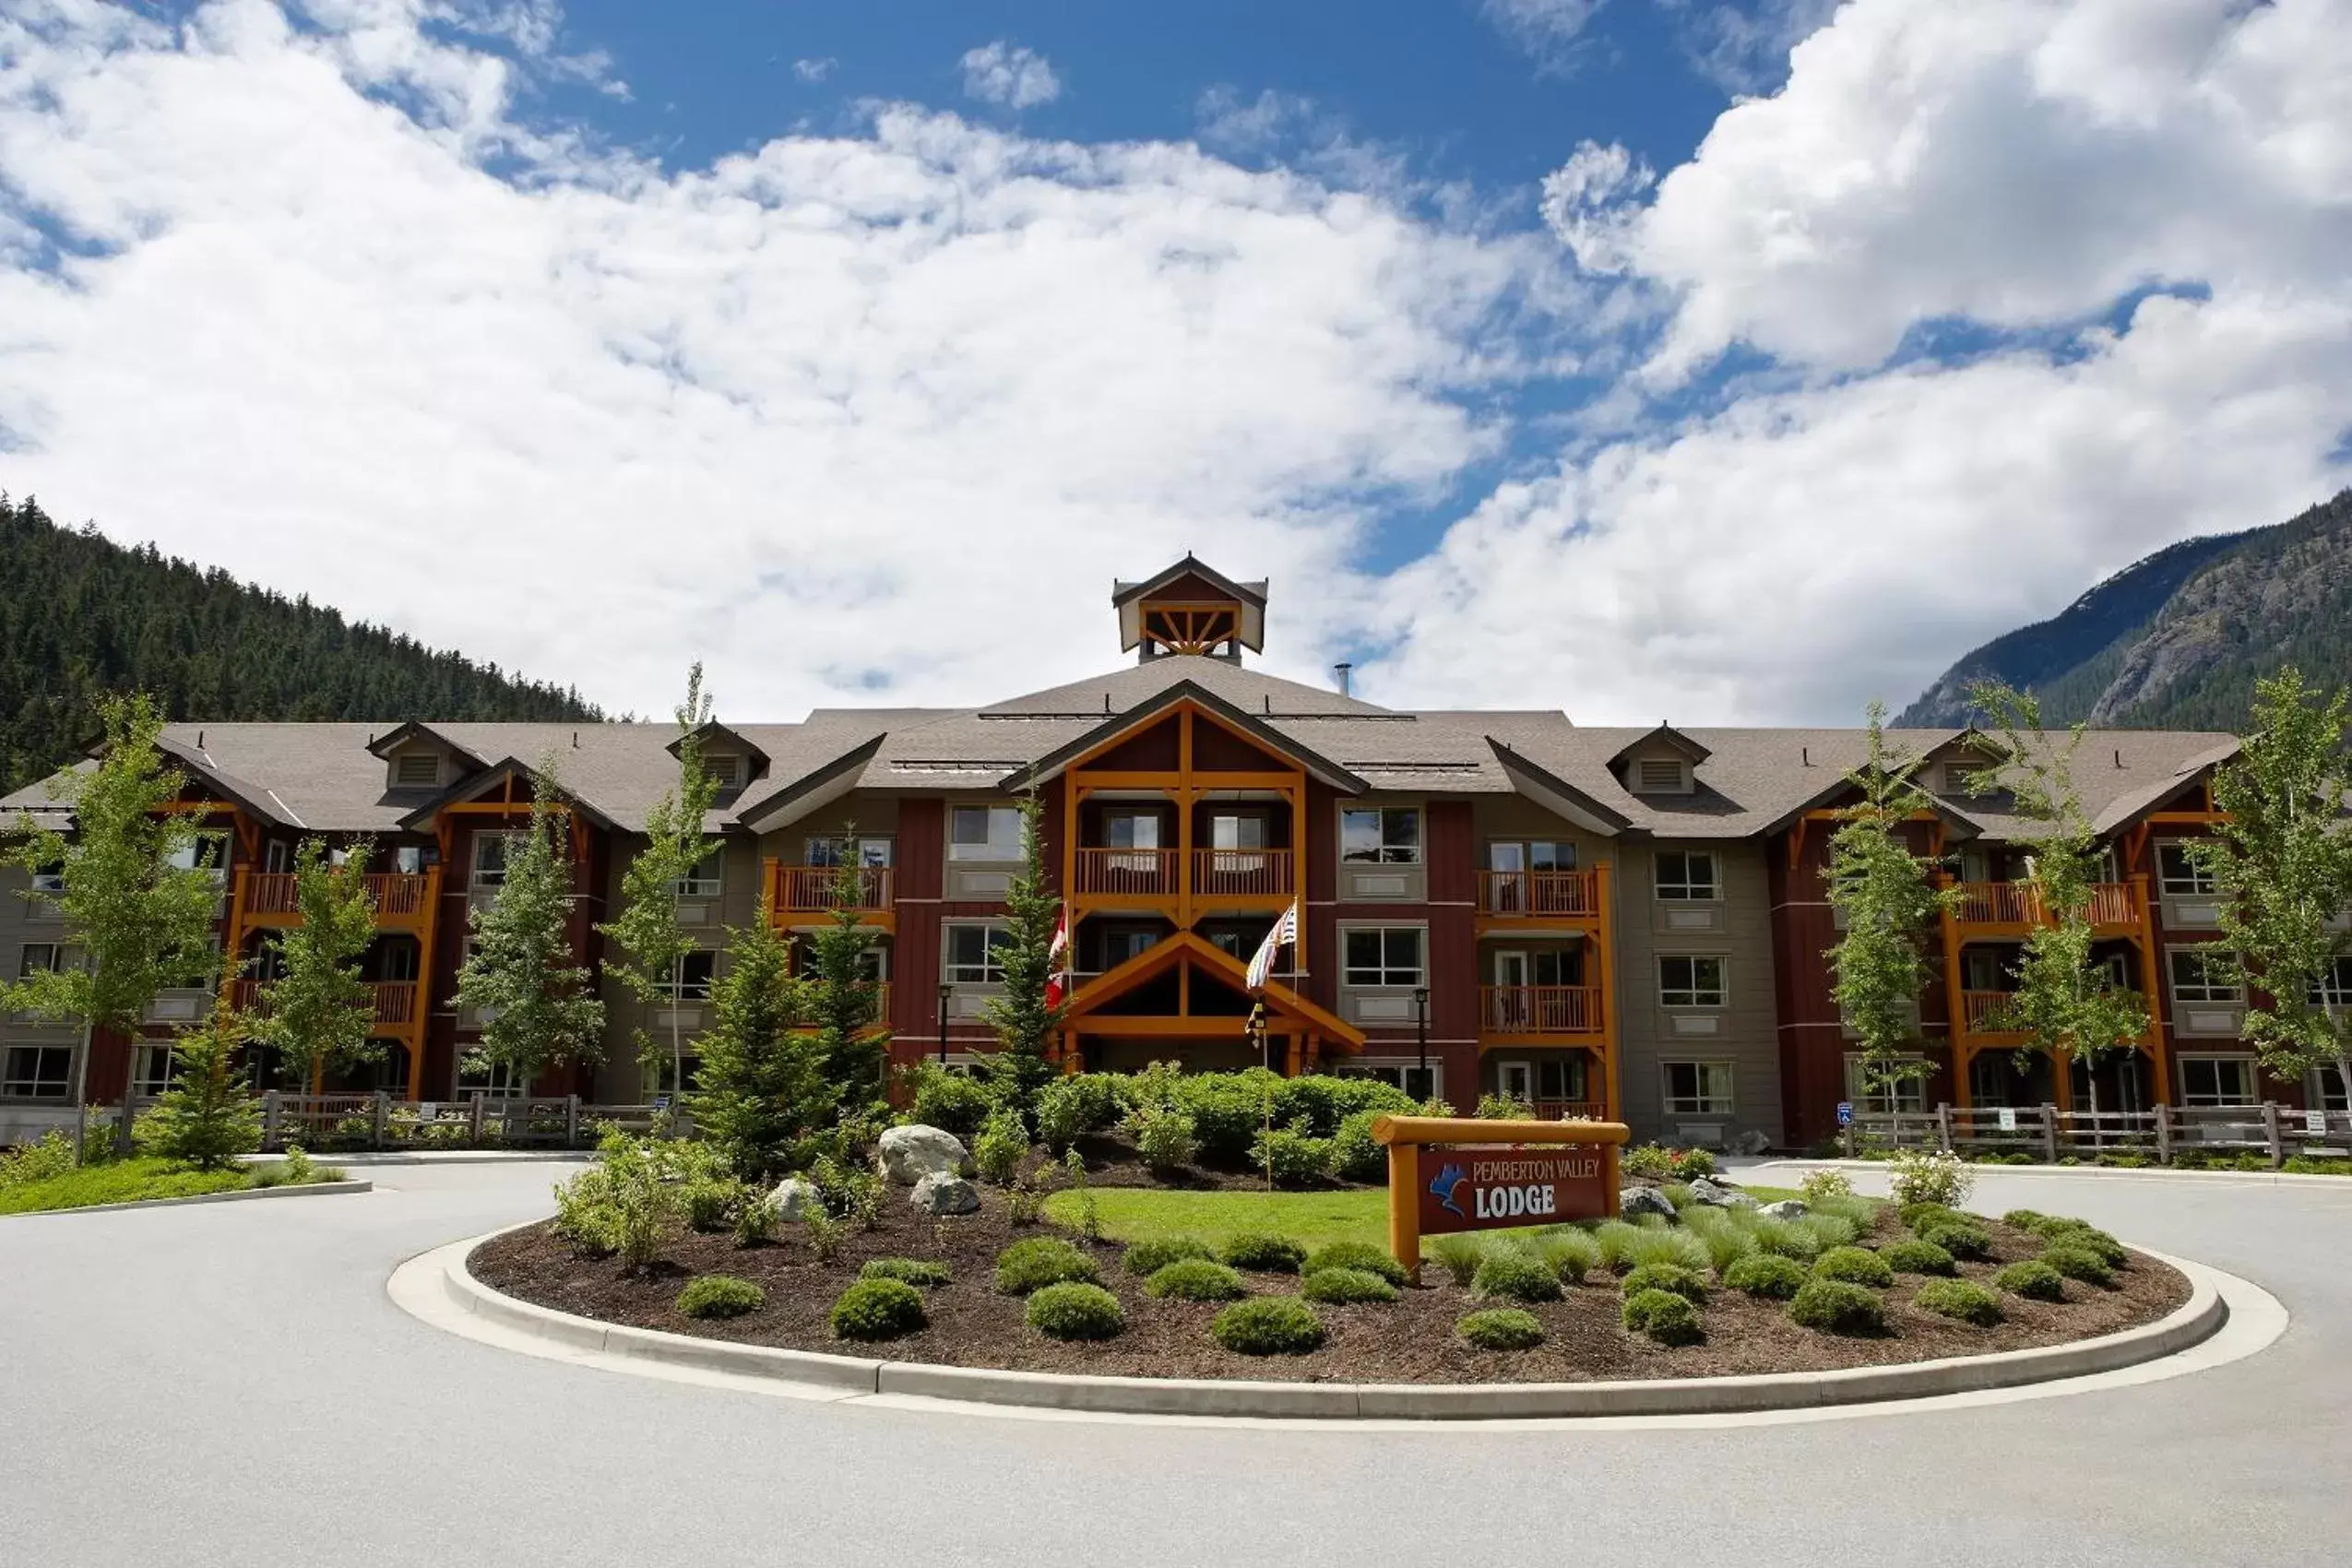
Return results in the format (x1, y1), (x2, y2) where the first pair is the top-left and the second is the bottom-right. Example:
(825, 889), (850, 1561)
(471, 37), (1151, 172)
(957, 41), (1061, 110)
(791, 56), (836, 85)
(1481, 0), (1612, 69)
(1654, 0), (1843, 96)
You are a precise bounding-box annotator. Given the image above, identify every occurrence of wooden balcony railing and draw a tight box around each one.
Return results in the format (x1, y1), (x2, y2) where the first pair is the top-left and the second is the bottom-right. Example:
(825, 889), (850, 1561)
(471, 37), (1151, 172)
(767, 863), (895, 917)
(229, 979), (420, 1032)
(1073, 847), (1181, 897)
(241, 871), (433, 927)
(1961, 987), (2153, 1042)
(1189, 848), (1294, 900)
(1478, 869), (1602, 920)
(1533, 1099), (1608, 1123)
(1952, 881), (2141, 929)
(1480, 985), (1605, 1037)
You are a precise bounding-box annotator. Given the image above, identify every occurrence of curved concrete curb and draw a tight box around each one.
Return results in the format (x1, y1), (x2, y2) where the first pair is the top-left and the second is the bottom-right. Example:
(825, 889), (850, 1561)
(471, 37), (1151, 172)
(4, 1178), (373, 1218)
(1761, 1158), (2352, 1190)
(415, 1221), (2229, 1421)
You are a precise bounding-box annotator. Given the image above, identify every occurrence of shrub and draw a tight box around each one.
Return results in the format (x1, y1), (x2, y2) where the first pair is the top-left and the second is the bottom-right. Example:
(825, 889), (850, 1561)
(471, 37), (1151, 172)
(1472, 1248), (1563, 1304)
(994, 1237), (1100, 1295)
(551, 1128), (686, 1270)
(1477, 1090), (1533, 1120)
(1145, 1259), (1248, 1301)
(971, 1109), (1028, 1187)
(1722, 1253), (1809, 1300)
(1793, 1213), (1859, 1251)
(732, 1191), (780, 1247)
(1430, 1233), (1486, 1286)
(1271, 1073), (1413, 1137)
(1180, 1075), (1277, 1166)
(908, 1062), (997, 1137)
(1457, 1308), (1545, 1350)
(1622, 1287), (1705, 1345)
(1899, 1201), (1966, 1233)
(1124, 1236), (1215, 1276)
(1887, 1147), (1975, 1209)
(1918, 1221), (1993, 1261)
(675, 1274), (765, 1319)
(829, 1277), (927, 1341)
(809, 1155), (885, 1229)
(2039, 1243), (2117, 1288)
(1032, 1078), (1090, 1155)
(861, 1256), (952, 1288)
(1810, 1194), (1880, 1231)
(1058, 1073), (1134, 1133)
(1800, 1168), (1856, 1205)
(1994, 1259), (2066, 1301)
(1536, 1228), (1602, 1283)
(1126, 1104), (1198, 1175)
(1331, 1110), (1387, 1182)
(684, 1177), (745, 1234)
(1026, 1281), (1125, 1340)
(2002, 1207), (2060, 1233)
(1812, 1245), (1895, 1288)
(803, 1209), (845, 1263)
(1621, 1144), (1672, 1180)
(2039, 1223), (2128, 1269)
(1620, 1263), (1709, 1302)
(1303, 1240), (1408, 1288)
(1220, 1231), (1308, 1274)
(0, 1130), (78, 1190)
(1915, 1277), (2004, 1326)
(1746, 1217), (1823, 1264)
(1303, 1266), (1401, 1304)
(1249, 1126), (1336, 1189)
(1211, 1295), (1325, 1355)
(1788, 1279), (1888, 1336)
(1883, 1239), (1957, 1277)
(1672, 1146), (1719, 1180)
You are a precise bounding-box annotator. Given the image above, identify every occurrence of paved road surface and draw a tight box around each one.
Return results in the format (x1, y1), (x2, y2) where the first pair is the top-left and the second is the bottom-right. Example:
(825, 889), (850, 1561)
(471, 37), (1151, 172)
(2, 1161), (2342, 1568)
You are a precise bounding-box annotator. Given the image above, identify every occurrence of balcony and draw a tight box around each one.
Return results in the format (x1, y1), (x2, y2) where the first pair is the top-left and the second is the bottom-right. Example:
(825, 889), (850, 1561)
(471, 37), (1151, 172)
(1190, 847), (1295, 904)
(1479, 984), (1606, 1042)
(241, 871), (433, 932)
(766, 862), (896, 931)
(1069, 847), (1297, 913)
(1074, 847), (1180, 898)
(1951, 881), (2143, 937)
(1532, 1099), (1609, 1122)
(227, 978), (421, 1036)
(1957, 987), (2158, 1048)
(1477, 869), (1604, 925)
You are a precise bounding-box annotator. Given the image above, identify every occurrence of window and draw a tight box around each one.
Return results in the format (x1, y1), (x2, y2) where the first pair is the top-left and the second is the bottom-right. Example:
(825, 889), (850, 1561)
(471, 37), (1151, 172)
(949, 806), (1023, 861)
(1658, 956), (1728, 1007)
(1209, 813), (1268, 850)
(3, 1046), (71, 1099)
(2179, 1056), (2254, 1108)
(1340, 807), (1420, 864)
(393, 845), (424, 875)
(1342, 927), (1424, 987)
(1942, 762), (1996, 797)
(30, 861), (65, 896)
(1844, 1055), (1928, 1113)
(1535, 1056), (1586, 1103)
(2168, 947), (2242, 1004)
(1655, 850), (1719, 901)
(265, 840), (292, 873)
(705, 754), (741, 790)
(456, 1058), (523, 1099)
(645, 1054), (703, 1098)
(2156, 842), (2216, 897)
(2313, 1064), (2348, 1113)
(1337, 1062), (1440, 1100)
(166, 833), (230, 883)
(470, 832), (526, 888)
(665, 950), (718, 1001)
(1635, 758), (1687, 794)
(1101, 927), (1158, 967)
(1662, 1062), (1734, 1116)
(393, 753), (440, 788)
(133, 1044), (177, 1099)
(672, 851), (724, 897)
(18, 943), (77, 979)
(807, 836), (893, 869)
(2310, 956), (2352, 1009)
(1963, 949), (2015, 992)
(1105, 810), (1165, 873)
(944, 922), (1014, 984)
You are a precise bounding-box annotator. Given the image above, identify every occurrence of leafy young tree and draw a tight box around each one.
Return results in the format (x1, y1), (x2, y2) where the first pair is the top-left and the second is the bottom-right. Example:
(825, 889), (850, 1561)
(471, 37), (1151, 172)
(978, 790), (1065, 1124)
(1825, 707), (1954, 1110)
(452, 761), (606, 1094)
(0, 693), (222, 1154)
(249, 838), (380, 1089)
(805, 833), (889, 1122)
(598, 664), (722, 1099)
(139, 997), (263, 1170)
(1969, 682), (2150, 1114)
(2188, 669), (2352, 1099)
(688, 898), (826, 1180)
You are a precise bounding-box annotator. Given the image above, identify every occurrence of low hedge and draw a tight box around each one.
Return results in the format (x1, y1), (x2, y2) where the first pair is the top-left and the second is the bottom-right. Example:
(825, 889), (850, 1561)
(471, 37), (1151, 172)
(1898, 1200), (1966, 1233)
(1788, 1279), (1888, 1336)
(1915, 1278), (2004, 1326)
(1881, 1239), (1957, 1277)
(1471, 1249), (1563, 1304)
(1917, 1221), (1994, 1261)
(1026, 1281), (1125, 1341)
(1619, 1263), (1709, 1302)
(2045, 1224), (2129, 1269)
(1621, 1288), (1704, 1345)
(860, 1257), (952, 1288)
(1457, 1308), (1546, 1350)
(1302, 1240), (1409, 1288)
(675, 1274), (765, 1320)
(1144, 1259), (1248, 1301)
(1812, 1245), (1895, 1289)
(1211, 1295), (1325, 1355)
(1123, 1236), (1216, 1277)
(1721, 1253), (1809, 1300)
(1220, 1231), (1308, 1274)
(995, 1237), (1101, 1295)
(1993, 1259), (2067, 1301)
(829, 1277), (927, 1341)
(2040, 1242), (2117, 1288)
(1301, 1266), (1401, 1305)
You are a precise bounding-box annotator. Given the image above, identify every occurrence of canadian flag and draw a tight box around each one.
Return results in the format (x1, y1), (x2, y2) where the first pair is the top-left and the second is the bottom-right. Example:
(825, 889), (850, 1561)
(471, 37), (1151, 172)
(1043, 904), (1072, 1011)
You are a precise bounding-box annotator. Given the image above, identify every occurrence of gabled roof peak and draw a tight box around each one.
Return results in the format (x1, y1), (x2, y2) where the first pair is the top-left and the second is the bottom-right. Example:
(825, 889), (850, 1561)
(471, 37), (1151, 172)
(1111, 557), (1268, 661)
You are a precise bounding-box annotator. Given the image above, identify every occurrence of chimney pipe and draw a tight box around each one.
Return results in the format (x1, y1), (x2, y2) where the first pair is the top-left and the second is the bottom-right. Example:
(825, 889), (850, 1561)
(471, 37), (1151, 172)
(1333, 662), (1353, 698)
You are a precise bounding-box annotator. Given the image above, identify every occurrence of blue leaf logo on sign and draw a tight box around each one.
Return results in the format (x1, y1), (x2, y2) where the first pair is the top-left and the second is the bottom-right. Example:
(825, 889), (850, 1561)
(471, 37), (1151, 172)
(1835, 1101), (1854, 1127)
(1429, 1162), (1467, 1218)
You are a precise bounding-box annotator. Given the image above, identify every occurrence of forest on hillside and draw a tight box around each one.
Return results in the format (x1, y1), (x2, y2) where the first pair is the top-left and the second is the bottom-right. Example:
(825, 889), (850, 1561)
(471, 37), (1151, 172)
(0, 494), (600, 791)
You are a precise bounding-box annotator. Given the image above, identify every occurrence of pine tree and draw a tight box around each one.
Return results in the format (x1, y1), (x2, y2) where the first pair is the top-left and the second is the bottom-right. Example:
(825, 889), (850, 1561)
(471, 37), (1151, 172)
(452, 759), (606, 1092)
(2188, 669), (2352, 1096)
(979, 790), (1065, 1123)
(805, 837), (889, 1122)
(688, 898), (826, 1180)
(140, 998), (263, 1171)
(249, 838), (381, 1087)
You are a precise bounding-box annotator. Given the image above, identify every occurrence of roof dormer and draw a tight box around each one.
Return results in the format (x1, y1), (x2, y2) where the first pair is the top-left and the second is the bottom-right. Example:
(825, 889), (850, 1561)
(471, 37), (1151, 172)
(368, 722), (486, 798)
(1610, 724), (1712, 797)
(1111, 555), (1268, 663)
(669, 721), (769, 799)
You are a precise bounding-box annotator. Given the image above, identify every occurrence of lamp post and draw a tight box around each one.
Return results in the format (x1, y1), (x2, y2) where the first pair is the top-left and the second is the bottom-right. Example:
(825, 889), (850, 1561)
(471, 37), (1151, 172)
(1413, 984), (1430, 1101)
(936, 981), (952, 1066)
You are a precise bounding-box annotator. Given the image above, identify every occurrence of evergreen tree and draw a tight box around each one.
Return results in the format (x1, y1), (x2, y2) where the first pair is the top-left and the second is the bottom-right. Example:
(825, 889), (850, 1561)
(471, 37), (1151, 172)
(1825, 707), (1954, 1108)
(2188, 669), (2352, 1096)
(249, 838), (381, 1087)
(452, 760), (605, 1092)
(598, 664), (722, 1099)
(805, 837), (890, 1122)
(1969, 682), (2150, 1114)
(140, 998), (263, 1170)
(979, 790), (1065, 1123)
(688, 898), (826, 1180)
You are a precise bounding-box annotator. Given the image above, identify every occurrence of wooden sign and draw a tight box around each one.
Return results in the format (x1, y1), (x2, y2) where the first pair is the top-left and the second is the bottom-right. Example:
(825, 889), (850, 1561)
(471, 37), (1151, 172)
(1372, 1115), (1628, 1282)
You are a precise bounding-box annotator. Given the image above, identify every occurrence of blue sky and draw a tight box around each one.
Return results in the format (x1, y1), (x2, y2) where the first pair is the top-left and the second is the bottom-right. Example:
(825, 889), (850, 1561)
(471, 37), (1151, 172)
(2, 0), (2346, 724)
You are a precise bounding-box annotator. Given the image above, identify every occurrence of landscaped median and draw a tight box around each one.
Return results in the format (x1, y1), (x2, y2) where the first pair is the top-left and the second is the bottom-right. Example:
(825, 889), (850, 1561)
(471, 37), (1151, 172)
(0, 1134), (359, 1216)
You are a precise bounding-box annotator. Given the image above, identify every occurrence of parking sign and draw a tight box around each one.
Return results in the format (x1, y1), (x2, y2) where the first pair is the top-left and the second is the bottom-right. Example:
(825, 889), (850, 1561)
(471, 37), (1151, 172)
(1835, 1101), (1853, 1128)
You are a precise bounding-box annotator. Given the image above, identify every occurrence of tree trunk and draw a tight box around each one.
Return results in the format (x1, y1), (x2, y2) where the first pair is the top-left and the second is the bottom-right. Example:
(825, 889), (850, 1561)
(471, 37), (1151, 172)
(70, 1015), (94, 1164)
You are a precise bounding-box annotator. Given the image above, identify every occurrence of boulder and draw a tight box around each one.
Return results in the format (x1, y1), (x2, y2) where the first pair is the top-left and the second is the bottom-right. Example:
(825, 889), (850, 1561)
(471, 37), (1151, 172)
(909, 1171), (980, 1216)
(1732, 1130), (1773, 1156)
(1686, 1177), (1760, 1209)
(1621, 1185), (1678, 1220)
(1758, 1199), (1809, 1220)
(771, 1176), (818, 1222)
(876, 1124), (967, 1186)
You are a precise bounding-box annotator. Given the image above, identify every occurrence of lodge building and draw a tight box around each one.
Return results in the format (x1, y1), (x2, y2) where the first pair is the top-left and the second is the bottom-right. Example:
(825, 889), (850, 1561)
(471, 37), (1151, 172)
(3, 558), (2344, 1148)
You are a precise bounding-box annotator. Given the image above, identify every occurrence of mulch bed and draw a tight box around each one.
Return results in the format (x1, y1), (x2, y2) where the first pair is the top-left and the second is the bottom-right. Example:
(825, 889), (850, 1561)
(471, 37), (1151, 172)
(472, 1180), (2192, 1384)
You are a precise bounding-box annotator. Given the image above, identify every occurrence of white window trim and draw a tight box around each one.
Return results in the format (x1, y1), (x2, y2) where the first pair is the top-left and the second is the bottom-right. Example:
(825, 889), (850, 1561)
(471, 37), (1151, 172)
(1843, 1052), (1929, 1114)
(2167, 945), (2243, 1005)
(1657, 954), (1728, 1009)
(470, 831), (528, 889)
(1654, 849), (1720, 902)
(1338, 805), (1423, 867)
(2, 1043), (75, 1100)
(2310, 956), (2352, 1010)
(947, 805), (1024, 863)
(671, 849), (725, 898)
(2156, 841), (2218, 897)
(943, 921), (1014, 985)
(659, 949), (719, 1002)
(2177, 1053), (2257, 1109)
(1338, 922), (1428, 988)
(1661, 1061), (1735, 1117)
(133, 1043), (178, 1099)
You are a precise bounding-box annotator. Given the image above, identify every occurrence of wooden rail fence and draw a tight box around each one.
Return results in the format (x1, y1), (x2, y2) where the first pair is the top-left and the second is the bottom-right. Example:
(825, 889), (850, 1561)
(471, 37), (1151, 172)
(1844, 1102), (2350, 1168)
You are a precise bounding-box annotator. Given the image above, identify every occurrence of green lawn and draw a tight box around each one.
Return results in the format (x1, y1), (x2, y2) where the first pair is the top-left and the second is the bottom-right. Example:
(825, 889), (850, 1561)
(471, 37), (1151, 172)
(0, 1158), (254, 1215)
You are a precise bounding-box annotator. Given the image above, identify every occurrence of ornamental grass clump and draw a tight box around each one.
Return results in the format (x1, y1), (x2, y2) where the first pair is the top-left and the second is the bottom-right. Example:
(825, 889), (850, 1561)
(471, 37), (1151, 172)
(1620, 1225), (1712, 1274)
(1535, 1228), (1603, 1284)
(1211, 1296), (1325, 1356)
(1619, 1263), (1710, 1303)
(1472, 1248), (1563, 1304)
(2039, 1242), (2117, 1288)
(1123, 1236), (1216, 1277)
(829, 1277), (927, 1341)
(1882, 1239), (1957, 1277)
(1788, 1279), (1888, 1336)
(1026, 1281), (1125, 1341)
(1994, 1259), (2067, 1301)
(1591, 1219), (1648, 1273)
(1812, 1245), (1895, 1289)
(1722, 1253), (1808, 1300)
(860, 1257), (952, 1288)
(1793, 1213), (1859, 1252)
(1747, 1217), (1823, 1263)
(1457, 1308), (1546, 1350)
(1681, 1210), (1757, 1273)
(1914, 1278), (2004, 1326)
(1430, 1233), (1487, 1287)
(1145, 1259), (1248, 1301)
(1621, 1288), (1704, 1346)
(1303, 1240), (1409, 1288)
(675, 1274), (765, 1320)
(994, 1236), (1100, 1295)
(1808, 1194), (1880, 1232)
(1220, 1231), (1308, 1274)
(1302, 1267), (1401, 1305)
